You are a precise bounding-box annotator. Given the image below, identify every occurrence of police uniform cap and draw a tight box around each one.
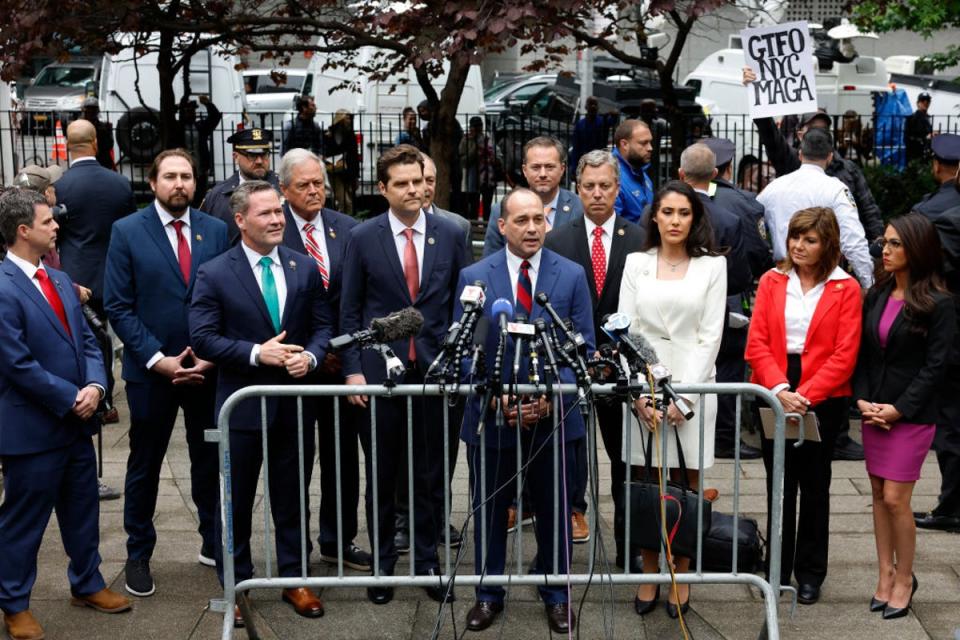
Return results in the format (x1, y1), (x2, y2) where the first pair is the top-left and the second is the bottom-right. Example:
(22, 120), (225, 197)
(918, 92), (932, 102)
(227, 128), (273, 154)
(932, 134), (960, 165)
(702, 137), (736, 168)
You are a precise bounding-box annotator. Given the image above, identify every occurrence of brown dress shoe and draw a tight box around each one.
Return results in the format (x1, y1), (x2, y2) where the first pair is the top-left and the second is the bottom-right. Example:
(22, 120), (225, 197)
(466, 600), (503, 631)
(282, 587), (324, 618)
(70, 588), (132, 613)
(3, 611), (44, 640)
(571, 512), (590, 543)
(545, 602), (575, 634)
(102, 407), (120, 424)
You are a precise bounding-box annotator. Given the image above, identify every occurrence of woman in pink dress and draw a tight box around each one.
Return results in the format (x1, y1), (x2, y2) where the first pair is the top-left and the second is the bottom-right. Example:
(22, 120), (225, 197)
(853, 213), (956, 619)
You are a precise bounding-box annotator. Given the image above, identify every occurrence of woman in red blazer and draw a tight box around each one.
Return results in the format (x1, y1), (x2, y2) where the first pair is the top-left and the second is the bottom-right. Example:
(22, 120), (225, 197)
(745, 207), (862, 605)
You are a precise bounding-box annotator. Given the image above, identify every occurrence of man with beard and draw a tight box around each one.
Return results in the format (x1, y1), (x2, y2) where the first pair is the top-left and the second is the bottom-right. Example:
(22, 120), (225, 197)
(201, 128), (281, 244)
(483, 136), (583, 256)
(612, 119), (654, 223)
(104, 149), (230, 598)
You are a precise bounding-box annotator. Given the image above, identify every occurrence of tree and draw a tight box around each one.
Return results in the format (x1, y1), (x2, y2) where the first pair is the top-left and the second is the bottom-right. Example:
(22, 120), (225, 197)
(849, 0), (960, 70)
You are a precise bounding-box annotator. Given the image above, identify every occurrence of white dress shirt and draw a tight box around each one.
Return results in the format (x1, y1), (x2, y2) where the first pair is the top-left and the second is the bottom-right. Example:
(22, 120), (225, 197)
(241, 242), (294, 367)
(388, 209), (426, 283)
(69, 156), (99, 168)
(583, 215), (615, 271)
(757, 164), (873, 288)
(505, 247), (542, 307)
(290, 207), (330, 269)
(784, 265), (849, 354)
(155, 200), (192, 254)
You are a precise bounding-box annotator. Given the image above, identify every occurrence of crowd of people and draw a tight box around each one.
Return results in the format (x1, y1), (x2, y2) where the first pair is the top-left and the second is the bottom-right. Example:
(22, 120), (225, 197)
(2, 92), (960, 640)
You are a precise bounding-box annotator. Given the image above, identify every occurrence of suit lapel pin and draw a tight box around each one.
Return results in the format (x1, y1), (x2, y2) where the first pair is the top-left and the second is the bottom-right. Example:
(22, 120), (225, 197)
(835, 283), (844, 290)
(428, 237), (436, 245)
(196, 234), (202, 241)
(562, 205), (570, 212)
(617, 228), (625, 236)
(329, 229), (336, 239)
(289, 260), (297, 271)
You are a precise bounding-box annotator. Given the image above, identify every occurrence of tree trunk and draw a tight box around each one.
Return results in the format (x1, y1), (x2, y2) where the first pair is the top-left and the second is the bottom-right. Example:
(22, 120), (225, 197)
(658, 65), (685, 180)
(428, 57), (469, 210)
(157, 30), (179, 150)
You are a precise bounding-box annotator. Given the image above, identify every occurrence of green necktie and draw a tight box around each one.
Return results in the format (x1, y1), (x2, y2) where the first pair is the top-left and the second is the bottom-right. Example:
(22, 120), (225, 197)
(258, 256), (281, 333)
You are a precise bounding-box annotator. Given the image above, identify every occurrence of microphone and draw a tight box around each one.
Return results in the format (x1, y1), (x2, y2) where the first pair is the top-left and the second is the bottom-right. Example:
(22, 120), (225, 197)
(490, 298), (514, 391)
(535, 292), (585, 352)
(535, 293), (591, 414)
(451, 281), (487, 358)
(601, 312), (695, 420)
(330, 307), (424, 350)
(508, 314), (534, 385)
(468, 316), (490, 378)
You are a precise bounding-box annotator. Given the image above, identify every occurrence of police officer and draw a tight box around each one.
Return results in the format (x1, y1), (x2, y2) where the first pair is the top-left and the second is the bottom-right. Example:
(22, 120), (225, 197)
(702, 137), (773, 460)
(200, 127), (281, 244)
(913, 134), (960, 222)
(905, 92), (933, 164)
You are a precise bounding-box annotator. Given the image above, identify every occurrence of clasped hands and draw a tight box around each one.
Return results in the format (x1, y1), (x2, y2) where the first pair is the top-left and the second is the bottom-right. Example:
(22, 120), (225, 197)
(633, 396), (685, 427)
(152, 346), (214, 385)
(856, 399), (901, 430)
(259, 330), (312, 378)
(495, 394), (551, 429)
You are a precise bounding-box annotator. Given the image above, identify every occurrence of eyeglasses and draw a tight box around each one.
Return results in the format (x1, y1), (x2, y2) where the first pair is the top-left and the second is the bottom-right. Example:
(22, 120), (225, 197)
(876, 238), (903, 250)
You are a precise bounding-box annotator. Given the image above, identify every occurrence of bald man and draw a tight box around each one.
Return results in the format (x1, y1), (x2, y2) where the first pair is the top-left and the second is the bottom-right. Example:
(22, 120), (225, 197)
(55, 120), (136, 415)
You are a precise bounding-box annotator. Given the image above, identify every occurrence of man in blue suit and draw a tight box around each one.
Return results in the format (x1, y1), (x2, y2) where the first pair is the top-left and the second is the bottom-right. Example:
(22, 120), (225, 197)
(190, 180), (333, 623)
(0, 188), (131, 640)
(340, 144), (469, 605)
(277, 148), (371, 571)
(482, 136), (583, 256)
(56, 119), (137, 419)
(103, 149), (230, 598)
(458, 187), (595, 634)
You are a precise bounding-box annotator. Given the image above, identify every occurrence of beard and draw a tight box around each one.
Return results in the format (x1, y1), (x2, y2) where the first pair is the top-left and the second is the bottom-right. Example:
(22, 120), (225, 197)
(157, 191), (192, 215)
(240, 165), (269, 181)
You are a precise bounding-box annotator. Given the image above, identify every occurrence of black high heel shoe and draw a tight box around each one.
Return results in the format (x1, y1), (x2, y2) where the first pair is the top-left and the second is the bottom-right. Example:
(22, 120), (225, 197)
(634, 585), (660, 616)
(665, 586), (690, 619)
(882, 574), (918, 620)
(869, 596), (887, 613)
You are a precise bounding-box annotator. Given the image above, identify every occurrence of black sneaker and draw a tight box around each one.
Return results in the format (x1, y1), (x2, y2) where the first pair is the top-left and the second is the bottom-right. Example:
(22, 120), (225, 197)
(320, 543), (372, 571)
(198, 543), (215, 567)
(124, 558), (155, 597)
(394, 528), (410, 554)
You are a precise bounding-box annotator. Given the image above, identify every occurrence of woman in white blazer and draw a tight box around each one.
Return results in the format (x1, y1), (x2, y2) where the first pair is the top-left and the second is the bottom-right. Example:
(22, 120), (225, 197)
(617, 180), (727, 618)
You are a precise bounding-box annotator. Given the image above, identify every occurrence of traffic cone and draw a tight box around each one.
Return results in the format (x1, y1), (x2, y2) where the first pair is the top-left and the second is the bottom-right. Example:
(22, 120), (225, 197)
(51, 120), (67, 161)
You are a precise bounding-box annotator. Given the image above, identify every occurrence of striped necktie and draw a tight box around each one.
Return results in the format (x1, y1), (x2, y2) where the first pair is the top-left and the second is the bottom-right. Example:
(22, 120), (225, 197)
(517, 259), (533, 316)
(303, 222), (329, 289)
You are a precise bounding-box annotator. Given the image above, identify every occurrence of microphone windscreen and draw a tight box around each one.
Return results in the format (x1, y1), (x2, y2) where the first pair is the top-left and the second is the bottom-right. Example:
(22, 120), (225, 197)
(472, 316), (490, 346)
(491, 298), (514, 319)
(534, 292), (549, 305)
(630, 331), (660, 365)
(370, 307), (424, 342)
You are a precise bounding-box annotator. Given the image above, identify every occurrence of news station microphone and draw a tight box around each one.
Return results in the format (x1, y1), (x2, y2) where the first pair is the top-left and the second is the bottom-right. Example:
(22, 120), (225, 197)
(330, 307), (424, 350)
(508, 314), (534, 387)
(533, 318), (560, 394)
(601, 312), (694, 420)
(427, 282), (485, 378)
(490, 298), (514, 392)
(467, 316), (489, 379)
(534, 292), (586, 352)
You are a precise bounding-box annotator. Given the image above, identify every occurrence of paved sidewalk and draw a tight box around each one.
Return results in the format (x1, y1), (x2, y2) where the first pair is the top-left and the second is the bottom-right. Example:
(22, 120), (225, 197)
(16, 386), (960, 640)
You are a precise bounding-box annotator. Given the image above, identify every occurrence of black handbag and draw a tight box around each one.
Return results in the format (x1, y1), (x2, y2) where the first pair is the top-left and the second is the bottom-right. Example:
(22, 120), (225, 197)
(615, 425), (712, 559)
(701, 512), (764, 573)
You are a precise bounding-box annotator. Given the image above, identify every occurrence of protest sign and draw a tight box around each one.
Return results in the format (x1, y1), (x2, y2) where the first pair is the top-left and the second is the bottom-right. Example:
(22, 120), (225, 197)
(741, 21), (818, 119)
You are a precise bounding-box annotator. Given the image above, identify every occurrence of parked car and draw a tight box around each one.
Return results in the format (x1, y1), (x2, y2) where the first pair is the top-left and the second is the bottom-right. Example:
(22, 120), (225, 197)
(21, 57), (102, 133)
(484, 73), (559, 116)
(243, 68), (310, 114)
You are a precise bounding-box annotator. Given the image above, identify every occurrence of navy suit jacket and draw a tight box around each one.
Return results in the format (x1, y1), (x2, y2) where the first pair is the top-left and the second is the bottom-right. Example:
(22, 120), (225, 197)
(456, 248), (595, 449)
(0, 258), (107, 455)
(339, 211), (469, 383)
(103, 204), (230, 383)
(189, 244), (334, 430)
(54, 158), (136, 301)
(281, 204), (357, 336)
(482, 188), (583, 257)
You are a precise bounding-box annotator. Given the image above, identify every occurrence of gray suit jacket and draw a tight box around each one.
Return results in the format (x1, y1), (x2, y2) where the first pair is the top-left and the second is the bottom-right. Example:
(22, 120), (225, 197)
(482, 187), (583, 257)
(427, 205), (472, 248)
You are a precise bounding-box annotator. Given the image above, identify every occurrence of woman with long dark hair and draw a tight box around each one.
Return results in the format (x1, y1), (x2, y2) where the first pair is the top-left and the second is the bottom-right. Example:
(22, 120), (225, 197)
(618, 180), (727, 617)
(745, 207), (862, 605)
(853, 213), (955, 619)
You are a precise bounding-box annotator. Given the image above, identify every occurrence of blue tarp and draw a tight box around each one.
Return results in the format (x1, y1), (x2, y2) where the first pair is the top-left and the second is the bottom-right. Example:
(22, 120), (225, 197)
(874, 88), (913, 169)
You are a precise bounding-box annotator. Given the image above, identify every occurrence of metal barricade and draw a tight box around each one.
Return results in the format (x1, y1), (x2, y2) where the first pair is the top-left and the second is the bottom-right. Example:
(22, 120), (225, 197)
(206, 382), (789, 640)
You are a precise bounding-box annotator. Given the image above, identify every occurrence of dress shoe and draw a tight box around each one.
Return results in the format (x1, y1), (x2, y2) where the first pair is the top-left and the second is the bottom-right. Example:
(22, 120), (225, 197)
(665, 586), (690, 619)
(367, 583), (394, 605)
(506, 505), (535, 533)
(797, 583), (820, 605)
(98, 481), (121, 501)
(282, 587), (324, 618)
(466, 600), (503, 631)
(914, 512), (960, 532)
(198, 543), (216, 567)
(634, 585), (660, 616)
(832, 439), (865, 461)
(233, 606), (245, 628)
(320, 543), (372, 571)
(883, 574), (918, 620)
(544, 602), (575, 634)
(421, 568), (455, 603)
(124, 558), (154, 597)
(3, 610), (44, 640)
(870, 597), (887, 612)
(715, 442), (762, 460)
(394, 527), (410, 554)
(571, 511), (590, 543)
(102, 406), (120, 424)
(445, 524), (463, 549)
(70, 588), (132, 613)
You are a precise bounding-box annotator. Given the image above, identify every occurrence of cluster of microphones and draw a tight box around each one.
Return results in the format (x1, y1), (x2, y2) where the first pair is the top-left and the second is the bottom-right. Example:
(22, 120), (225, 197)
(326, 283), (693, 421)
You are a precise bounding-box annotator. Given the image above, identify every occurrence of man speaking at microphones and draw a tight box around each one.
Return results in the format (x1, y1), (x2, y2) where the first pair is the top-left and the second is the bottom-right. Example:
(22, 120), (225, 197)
(339, 145), (469, 605)
(455, 187), (594, 634)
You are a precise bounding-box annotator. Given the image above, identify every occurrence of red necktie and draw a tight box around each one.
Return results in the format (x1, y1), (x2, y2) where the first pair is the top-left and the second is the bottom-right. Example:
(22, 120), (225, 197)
(172, 220), (191, 284)
(402, 228), (419, 362)
(517, 259), (533, 316)
(35, 268), (72, 337)
(303, 222), (329, 289)
(591, 226), (606, 297)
